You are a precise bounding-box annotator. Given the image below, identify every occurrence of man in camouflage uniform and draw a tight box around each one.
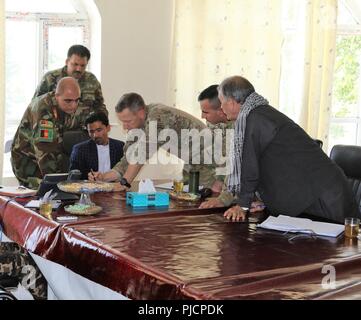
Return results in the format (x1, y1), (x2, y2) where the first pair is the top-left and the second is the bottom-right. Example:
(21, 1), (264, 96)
(33, 44), (107, 116)
(89, 93), (219, 190)
(11, 77), (85, 189)
(198, 85), (234, 191)
(0, 242), (47, 300)
(198, 83), (268, 213)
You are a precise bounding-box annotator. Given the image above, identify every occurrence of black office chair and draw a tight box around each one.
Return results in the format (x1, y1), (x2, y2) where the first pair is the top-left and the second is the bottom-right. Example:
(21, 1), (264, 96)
(330, 144), (361, 209)
(62, 130), (89, 156)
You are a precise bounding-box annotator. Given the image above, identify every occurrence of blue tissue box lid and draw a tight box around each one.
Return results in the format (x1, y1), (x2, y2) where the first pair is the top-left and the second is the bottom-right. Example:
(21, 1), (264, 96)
(126, 192), (169, 207)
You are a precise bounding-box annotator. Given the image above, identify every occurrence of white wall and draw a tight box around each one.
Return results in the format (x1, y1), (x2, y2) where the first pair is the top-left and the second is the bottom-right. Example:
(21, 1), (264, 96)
(95, 0), (182, 180)
(0, 0), (4, 182)
(95, 0), (175, 139)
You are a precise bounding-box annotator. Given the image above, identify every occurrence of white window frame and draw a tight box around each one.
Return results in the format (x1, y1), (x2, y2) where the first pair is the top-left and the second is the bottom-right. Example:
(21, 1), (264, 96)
(330, 28), (361, 147)
(3, 1), (91, 183)
(6, 11), (90, 81)
(330, 1), (361, 148)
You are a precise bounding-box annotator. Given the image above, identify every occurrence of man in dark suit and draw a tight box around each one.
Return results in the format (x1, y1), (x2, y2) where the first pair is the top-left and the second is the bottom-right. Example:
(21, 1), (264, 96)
(217, 75), (360, 224)
(69, 112), (124, 179)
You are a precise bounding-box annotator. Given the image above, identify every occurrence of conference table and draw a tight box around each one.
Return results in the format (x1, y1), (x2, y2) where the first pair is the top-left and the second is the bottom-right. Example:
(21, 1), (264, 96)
(1, 187), (361, 300)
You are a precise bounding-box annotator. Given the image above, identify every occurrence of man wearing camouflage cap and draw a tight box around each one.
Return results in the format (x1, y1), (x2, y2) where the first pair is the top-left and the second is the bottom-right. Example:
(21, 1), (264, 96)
(11, 77), (83, 189)
(89, 92), (219, 191)
(33, 44), (107, 116)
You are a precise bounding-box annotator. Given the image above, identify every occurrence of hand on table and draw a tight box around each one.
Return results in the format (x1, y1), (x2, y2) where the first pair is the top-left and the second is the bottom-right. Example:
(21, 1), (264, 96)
(210, 180), (224, 194)
(112, 183), (129, 192)
(224, 205), (247, 222)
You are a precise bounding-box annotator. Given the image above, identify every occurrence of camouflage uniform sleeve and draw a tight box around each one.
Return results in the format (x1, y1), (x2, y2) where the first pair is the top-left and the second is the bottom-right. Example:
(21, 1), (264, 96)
(81, 74), (108, 116)
(209, 122), (233, 184)
(33, 72), (56, 99)
(111, 140), (132, 178)
(32, 119), (68, 175)
(0, 243), (47, 300)
(94, 82), (107, 116)
(217, 191), (234, 206)
(216, 175), (234, 206)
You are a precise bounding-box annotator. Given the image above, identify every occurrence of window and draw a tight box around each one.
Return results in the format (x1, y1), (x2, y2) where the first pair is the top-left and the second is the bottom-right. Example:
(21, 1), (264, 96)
(4, 0), (91, 179)
(329, 0), (361, 153)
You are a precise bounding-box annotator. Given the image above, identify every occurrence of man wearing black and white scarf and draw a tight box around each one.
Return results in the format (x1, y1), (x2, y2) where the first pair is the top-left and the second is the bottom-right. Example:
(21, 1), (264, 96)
(218, 75), (360, 224)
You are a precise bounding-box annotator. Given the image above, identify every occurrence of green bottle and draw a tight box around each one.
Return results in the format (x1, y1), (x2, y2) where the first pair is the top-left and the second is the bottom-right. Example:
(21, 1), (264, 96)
(188, 170), (200, 194)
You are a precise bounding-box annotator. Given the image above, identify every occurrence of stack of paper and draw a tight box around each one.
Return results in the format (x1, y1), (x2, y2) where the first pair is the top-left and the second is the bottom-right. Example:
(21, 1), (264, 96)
(258, 215), (344, 238)
(25, 200), (62, 209)
(0, 186), (37, 197)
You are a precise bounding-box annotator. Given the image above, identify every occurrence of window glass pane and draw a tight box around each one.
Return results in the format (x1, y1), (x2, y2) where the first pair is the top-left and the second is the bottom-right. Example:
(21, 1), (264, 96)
(338, 0), (359, 26)
(332, 35), (361, 118)
(6, 0), (77, 14)
(328, 122), (357, 154)
(48, 26), (84, 71)
(4, 20), (38, 177)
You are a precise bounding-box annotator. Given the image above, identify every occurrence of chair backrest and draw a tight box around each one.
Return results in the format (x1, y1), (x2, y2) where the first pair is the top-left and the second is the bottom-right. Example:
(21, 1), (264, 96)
(62, 130), (89, 156)
(330, 144), (361, 210)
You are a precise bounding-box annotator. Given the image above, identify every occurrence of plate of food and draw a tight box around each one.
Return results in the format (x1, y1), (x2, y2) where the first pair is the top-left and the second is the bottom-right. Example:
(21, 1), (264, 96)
(64, 204), (102, 216)
(169, 191), (201, 207)
(57, 180), (114, 194)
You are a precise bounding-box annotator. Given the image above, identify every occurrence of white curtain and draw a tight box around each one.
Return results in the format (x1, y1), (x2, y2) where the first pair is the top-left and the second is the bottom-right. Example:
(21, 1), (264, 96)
(280, 0), (337, 150)
(169, 0), (283, 117)
(0, 0), (5, 183)
(169, 0), (338, 149)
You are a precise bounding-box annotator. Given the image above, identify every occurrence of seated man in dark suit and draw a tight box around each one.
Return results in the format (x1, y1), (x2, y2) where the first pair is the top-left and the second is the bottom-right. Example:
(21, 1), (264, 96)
(69, 112), (124, 179)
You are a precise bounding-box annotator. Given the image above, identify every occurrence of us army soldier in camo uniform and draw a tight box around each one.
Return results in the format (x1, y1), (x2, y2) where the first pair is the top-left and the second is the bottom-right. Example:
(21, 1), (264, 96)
(89, 93), (219, 190)
(33, 44), (107, 116)
(197, 85), (235, 208)
(198, 85), (234, 196)
(0, 242), (47, 300)
(198, 84), (265, 213)
(11, 77), (83, 189)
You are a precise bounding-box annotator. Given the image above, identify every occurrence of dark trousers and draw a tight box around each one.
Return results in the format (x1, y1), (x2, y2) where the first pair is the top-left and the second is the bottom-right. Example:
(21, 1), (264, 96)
(303, 182), (360, 224)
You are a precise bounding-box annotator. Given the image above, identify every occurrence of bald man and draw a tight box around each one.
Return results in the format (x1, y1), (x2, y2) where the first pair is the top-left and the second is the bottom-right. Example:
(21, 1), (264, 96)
(11, 77), (85, 188)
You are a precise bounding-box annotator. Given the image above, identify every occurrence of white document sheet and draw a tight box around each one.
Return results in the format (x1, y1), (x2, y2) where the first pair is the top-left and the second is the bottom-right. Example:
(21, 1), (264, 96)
(258, 215), (344, 238)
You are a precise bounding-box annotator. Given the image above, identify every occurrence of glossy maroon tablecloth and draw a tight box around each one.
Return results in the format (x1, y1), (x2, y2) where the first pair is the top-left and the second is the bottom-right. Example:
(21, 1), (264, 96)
(1, 194), (361, 299)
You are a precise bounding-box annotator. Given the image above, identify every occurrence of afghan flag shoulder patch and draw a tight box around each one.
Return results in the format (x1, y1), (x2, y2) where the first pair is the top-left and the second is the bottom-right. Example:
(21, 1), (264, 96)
(38, 120), (54, 142)
(39, 119), (54, 128)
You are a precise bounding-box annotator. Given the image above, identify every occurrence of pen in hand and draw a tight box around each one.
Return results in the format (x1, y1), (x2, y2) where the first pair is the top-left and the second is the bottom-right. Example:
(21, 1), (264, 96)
(90, 169), (97, 181)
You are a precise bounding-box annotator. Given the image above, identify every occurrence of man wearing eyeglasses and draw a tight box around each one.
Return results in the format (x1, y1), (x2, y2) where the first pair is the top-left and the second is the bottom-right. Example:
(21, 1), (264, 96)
(69, 112), (124, 180)
(33, 44), (107, 117)
(11, 77), (85, 189)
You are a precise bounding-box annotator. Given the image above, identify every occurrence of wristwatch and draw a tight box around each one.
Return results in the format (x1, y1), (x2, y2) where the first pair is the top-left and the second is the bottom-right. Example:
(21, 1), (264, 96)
(241, 207), (249, 212)
(120, 177), (131, 188)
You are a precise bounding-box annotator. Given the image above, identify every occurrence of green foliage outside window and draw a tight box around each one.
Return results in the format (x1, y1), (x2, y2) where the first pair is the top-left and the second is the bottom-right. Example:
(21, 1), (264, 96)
(333, 35), (361, 117)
